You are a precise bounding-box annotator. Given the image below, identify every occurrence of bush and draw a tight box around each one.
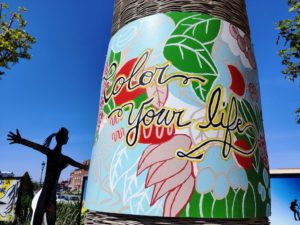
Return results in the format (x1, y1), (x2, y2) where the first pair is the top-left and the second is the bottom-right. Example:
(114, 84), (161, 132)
(1, 202), (82, 225)
(18, 194), (33, 224)
(56, 202), (81, 225)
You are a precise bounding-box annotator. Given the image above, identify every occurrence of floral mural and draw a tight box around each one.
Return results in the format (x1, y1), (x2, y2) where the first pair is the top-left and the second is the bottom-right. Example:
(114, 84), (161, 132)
(0, 179), (21, 222)
(86, 12), (270, 219)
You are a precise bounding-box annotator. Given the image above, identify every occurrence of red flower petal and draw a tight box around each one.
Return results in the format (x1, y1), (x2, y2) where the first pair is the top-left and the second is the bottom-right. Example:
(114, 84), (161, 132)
(113, 58), (146, 105)
(138, 124), (175, 145)
(228, 65), (245, 96)
(234, 139), (252, 170)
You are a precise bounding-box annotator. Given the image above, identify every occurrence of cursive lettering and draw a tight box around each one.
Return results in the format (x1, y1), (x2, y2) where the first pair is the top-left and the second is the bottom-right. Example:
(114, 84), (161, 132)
(108, 98), (191, 147)
(103, 49), (207, 103)
(177, 86), (257, 161)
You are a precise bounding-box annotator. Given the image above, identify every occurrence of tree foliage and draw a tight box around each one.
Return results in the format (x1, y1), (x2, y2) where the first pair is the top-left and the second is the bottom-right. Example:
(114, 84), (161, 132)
(0, 2), (36, 77)
(18, 172), (34, 224)
(276, 0), (300, 123)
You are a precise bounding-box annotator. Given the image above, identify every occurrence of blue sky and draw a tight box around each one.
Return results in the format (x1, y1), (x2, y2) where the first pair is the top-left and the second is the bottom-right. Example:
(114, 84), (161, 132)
(0, 0), (299, 182)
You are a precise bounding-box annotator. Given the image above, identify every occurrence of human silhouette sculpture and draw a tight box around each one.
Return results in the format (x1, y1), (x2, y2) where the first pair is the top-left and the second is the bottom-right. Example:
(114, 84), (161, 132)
(7, 128), (88, 225)
(290, 199), (300, 221)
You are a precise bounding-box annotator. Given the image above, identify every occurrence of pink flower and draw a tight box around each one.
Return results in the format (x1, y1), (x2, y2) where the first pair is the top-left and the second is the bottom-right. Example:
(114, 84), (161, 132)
(243, 35), (251, 53)
(229, 24), (239, 39)
(104, 81), (110, 94)
(237, 35), (246, 52)
(245, 49), (257, 69)
(100, 97), (105, 108)
(229, 24), (257, 69)
(96, 111), (104, 130)
(103, 60), (109, 77)
(258, 134), (269, 170)
(137, 135), (195, 217)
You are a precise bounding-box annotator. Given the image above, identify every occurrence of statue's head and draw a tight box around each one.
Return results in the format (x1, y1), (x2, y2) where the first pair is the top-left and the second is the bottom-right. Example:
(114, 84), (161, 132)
(56, 127), (69, 145)
(43, 127), (69, 148)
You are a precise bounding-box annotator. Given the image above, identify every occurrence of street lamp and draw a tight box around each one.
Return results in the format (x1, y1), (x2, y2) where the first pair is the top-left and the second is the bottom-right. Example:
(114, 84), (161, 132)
(40, 161), (45, 187)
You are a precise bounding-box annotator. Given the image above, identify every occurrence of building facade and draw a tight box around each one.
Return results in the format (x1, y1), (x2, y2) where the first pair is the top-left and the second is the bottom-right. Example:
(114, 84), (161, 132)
(0, 171), (14, 178)
(68, 160), (89, 192)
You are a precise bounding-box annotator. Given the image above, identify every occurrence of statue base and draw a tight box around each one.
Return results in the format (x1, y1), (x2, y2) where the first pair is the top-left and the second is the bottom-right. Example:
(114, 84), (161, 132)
(84, 211), (269, 225)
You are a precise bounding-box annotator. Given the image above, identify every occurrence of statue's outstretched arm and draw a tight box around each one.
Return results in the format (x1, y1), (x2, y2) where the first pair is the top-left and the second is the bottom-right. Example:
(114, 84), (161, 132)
(66, 157), (89, 170)
(7, 129), (51, 155)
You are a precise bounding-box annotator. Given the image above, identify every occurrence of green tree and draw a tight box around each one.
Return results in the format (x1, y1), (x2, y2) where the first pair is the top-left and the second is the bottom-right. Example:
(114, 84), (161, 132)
(276, 0), (300, 123)
(17, 172), (34, 224)
(0, 2), (36, 77)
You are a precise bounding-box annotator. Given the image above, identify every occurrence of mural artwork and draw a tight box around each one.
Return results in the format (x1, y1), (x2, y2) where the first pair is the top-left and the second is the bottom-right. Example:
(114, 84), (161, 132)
(270, 174), (300, 225)
(0, 178), (21, 222)
(86, 12), (271, 218)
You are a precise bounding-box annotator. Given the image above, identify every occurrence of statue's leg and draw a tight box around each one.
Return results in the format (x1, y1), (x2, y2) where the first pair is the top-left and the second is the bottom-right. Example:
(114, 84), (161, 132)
(294, 211), (298, 220)
(32, 192), (46, 225)
(45, 200), (56, 225)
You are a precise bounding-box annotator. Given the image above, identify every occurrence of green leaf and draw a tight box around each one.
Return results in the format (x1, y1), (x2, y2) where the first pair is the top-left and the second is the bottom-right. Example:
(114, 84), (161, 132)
(246, 171), (270, 218)
(212, 198), (227, 218)
(226, 188), (236, 217)
(166, 12), (221, 45)
(164, 35), (218, 74)
(101, 49), (122, 114)
(0, 2), (35, 76)
(102, 97), (116, 115)
(1, 3), (8, 9)
(186, 190), (201, 217)
(231, 189), (244, 218)
(236, 99), (261, 147)
(201, 192), (214, 217)
(163, 12), (221, 102)
(243, 185), (256, 218)
(179, 188), (250, 218)
(109, 50), (121, 66)
(122, 93), (148, 111)
(192, 75), (217, 102)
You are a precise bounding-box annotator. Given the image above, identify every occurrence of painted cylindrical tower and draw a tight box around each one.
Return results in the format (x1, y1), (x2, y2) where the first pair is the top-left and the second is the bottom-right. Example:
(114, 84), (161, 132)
(85, 0), (270, 224)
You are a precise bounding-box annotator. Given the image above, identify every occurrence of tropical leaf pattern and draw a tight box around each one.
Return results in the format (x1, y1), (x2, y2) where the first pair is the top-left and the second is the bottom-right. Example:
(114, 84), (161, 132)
(164, 12), (221, 102)
(146, 82), (168, 109)
(108, 141), (164, 215)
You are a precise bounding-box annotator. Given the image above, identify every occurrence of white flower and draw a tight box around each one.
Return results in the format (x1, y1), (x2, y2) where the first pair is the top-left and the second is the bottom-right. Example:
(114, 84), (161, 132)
(196, 146), (248, 200)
